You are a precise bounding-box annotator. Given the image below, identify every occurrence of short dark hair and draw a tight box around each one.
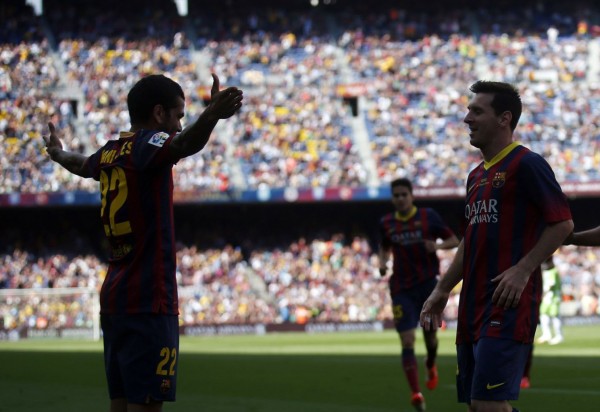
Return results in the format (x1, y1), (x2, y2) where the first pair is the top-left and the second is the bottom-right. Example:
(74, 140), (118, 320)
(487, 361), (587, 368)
(469, 81), (522, 131)
(390, 177), (412, 193)
(127, 74), (185, 125)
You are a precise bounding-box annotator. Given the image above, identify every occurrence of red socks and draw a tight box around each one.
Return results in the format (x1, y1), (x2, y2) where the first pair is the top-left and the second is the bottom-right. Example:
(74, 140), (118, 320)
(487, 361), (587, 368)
(402, 348), (420, 393)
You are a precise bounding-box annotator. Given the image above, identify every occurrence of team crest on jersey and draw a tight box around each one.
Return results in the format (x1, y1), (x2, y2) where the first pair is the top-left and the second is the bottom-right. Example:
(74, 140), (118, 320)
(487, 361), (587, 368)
(160, 378), (171, 393)
(492, 172), (506, 188)
(148, 132), (169, 147)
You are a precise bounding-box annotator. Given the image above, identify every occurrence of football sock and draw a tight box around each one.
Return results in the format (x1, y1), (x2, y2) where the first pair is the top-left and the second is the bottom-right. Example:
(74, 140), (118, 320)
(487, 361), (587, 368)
(552, 317), (563, 338)
(402, 348), (420, 393)
(539, 314), (551, 337)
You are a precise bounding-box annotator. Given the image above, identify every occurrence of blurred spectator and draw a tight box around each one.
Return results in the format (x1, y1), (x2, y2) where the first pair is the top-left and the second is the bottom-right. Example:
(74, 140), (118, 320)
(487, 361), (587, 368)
(3, 233), (600, 331)
(2, 0), (600, 333)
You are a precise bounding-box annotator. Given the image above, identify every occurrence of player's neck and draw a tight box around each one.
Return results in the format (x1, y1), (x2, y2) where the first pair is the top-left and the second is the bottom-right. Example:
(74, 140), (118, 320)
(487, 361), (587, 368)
(395, 206), (417, 221)
(481, 134), (514, 162)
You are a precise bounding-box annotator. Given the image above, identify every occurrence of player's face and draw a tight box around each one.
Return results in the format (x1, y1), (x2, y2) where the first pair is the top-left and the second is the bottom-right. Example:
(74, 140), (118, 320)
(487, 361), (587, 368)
(159, 96), (185, 135)
(464, 93), (501, 149)
(391, 185), (413, 213)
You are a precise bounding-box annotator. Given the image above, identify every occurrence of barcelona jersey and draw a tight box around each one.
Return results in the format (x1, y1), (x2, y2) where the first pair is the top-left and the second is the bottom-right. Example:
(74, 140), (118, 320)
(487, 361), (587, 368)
(457, 143), (572, 344)
(380, 207), (455, 294)
(84, 130), (179, 315)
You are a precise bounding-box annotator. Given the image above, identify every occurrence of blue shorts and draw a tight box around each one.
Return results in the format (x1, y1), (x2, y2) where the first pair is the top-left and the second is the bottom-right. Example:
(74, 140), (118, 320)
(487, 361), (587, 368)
(391, 277), (437, 333)
(456, 337), (531, 403)
(101, 314), (179, 404)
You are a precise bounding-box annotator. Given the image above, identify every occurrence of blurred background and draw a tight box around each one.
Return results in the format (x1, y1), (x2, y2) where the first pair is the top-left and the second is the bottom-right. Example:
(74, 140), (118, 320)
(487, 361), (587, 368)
(1, 0), (600, 340)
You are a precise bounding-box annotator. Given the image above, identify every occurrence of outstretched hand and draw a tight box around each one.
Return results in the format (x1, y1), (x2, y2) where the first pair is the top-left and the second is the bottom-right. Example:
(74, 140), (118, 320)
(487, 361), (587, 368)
(208, 73), (243, 119)
(43, 122), (63, 159)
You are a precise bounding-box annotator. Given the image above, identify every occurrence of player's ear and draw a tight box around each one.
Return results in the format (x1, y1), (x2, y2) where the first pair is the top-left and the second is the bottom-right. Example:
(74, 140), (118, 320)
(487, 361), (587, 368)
(151, 104), (166, 124)
(499, 110), (512, 128)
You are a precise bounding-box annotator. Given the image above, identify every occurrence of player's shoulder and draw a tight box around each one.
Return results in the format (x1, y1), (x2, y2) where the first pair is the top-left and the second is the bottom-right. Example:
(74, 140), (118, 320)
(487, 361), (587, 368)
(514, 144), (546, 162)
(515, 145), (552, 171)
(91, 138), (120, 158)
(420, 207), (445, 223)
(136, 130), (171, 147)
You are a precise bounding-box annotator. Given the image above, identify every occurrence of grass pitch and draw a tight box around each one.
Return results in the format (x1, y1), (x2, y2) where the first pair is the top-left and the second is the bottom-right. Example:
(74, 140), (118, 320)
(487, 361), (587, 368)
(1, 326), (599, 412)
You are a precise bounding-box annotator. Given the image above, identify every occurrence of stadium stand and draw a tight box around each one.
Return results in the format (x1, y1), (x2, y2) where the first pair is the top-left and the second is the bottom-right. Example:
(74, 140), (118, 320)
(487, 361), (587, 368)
(1, 0), (600, 336)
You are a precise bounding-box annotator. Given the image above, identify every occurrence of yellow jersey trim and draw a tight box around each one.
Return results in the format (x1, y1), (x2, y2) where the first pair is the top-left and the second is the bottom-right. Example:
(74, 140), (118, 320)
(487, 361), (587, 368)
(395, 206), (417, 222)
(484, 142), (520, 170)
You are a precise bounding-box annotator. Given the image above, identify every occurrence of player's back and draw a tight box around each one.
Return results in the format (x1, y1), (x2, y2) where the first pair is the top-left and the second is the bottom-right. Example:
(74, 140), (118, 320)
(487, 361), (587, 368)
(86, 130), (179, 315)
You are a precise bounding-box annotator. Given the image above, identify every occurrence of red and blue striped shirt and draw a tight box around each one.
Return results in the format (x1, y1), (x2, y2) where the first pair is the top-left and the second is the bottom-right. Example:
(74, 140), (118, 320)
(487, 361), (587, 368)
(85, 130), (179, 315)
(457, 143), (572, 344)
(380, 207), (455, 294)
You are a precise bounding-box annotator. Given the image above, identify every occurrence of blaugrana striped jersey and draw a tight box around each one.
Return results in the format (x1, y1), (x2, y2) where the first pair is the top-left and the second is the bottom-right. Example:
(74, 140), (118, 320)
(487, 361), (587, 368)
(380, 207), (455, 293)
(85, 130), (179, 315)
(458, 143), (572, 344)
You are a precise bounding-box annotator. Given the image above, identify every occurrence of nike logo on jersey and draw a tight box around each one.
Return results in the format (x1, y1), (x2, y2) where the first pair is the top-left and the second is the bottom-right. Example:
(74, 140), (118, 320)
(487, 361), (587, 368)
(486, 382), (505, 390)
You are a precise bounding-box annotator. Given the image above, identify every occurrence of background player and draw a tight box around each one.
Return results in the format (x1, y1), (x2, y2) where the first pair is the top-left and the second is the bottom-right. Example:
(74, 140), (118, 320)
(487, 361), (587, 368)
(537, 255), (564, 345)
(43, 73), (243, 412)
(378, 177), (459, 411)
(420, 81), (573, 412)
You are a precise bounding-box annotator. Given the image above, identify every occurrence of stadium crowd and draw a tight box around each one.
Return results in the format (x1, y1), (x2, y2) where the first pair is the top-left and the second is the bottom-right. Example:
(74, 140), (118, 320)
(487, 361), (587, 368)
(2, 0), (600, 332)
(1, 0), (599, 193)
(2, 233), (599, 331)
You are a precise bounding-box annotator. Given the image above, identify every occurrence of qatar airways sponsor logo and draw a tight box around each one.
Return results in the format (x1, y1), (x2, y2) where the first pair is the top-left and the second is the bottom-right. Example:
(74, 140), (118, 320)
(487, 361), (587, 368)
(465, 199), (498, 225)
(390, 229), (423, 245)
(306, 322), (382, 333)
(183, 324), (261, 336)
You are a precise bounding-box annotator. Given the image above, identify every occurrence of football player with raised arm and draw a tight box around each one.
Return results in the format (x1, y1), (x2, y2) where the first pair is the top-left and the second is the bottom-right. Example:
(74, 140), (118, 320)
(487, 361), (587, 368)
(44, 73), (242, 412)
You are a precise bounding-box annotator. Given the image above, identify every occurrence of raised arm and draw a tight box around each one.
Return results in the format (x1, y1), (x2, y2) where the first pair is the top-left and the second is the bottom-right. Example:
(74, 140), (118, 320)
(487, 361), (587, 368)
(44, 122), (91, 178)
(169, 73), (243, 159)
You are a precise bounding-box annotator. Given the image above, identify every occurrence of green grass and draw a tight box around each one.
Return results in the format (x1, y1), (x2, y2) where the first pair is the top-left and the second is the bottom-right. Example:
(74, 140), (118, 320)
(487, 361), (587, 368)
(2, 326), (600, 411)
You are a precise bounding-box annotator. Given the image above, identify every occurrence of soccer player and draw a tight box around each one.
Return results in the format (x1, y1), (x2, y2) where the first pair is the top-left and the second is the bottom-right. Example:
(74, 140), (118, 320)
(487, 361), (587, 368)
(522, 254), (563, 389)
(419, 81), (573, 412)
(537, 255), (564, 345)
(43, 73), (243, 412)
(378, 177), (459, 412)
